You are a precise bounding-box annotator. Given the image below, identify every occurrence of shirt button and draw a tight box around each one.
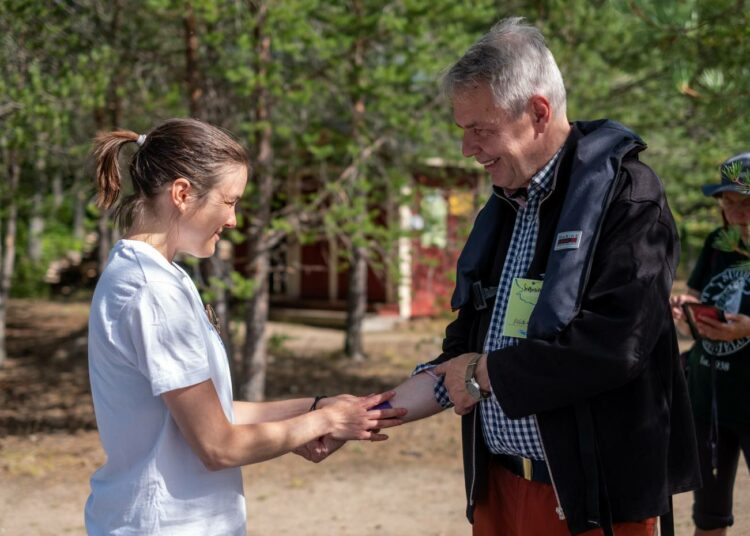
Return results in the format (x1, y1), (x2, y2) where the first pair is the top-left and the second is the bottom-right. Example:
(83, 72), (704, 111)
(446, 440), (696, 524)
(526, 215), (533, 222)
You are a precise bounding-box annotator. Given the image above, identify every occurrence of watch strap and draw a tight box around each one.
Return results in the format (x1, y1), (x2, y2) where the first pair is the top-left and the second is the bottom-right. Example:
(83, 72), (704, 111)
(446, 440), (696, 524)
(465, 354), (490, 399)
(465, 353), (482, 382)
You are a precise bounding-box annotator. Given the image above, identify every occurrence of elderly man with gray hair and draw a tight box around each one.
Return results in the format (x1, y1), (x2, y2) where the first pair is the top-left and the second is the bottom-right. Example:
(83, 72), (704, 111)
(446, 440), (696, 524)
(421, 17), (702, 535)
(416, 17), (701, 535)
(295, 17), (702, 536)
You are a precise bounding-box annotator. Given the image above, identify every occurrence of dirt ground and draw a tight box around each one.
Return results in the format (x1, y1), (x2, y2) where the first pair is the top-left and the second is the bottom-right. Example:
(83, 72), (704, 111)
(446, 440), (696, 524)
(1, 299), (748, 535)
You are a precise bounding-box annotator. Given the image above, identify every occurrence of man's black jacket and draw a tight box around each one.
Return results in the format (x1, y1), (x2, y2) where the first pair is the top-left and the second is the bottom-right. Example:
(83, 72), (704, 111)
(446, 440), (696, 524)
(428, 122), (701, 535)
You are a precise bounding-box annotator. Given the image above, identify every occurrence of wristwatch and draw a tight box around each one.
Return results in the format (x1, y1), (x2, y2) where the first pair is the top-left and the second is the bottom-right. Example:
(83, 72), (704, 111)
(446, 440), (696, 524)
(465, 354), (491, 401)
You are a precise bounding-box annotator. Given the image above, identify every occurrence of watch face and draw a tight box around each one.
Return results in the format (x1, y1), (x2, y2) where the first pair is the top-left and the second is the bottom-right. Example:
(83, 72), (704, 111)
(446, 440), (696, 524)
(466, 379), (482, 401)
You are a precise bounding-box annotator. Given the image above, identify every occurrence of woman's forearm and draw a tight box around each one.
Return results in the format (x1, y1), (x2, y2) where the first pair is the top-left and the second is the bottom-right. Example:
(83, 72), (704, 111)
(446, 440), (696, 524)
(166, 382), (329, 469)
(211, 410), (333, 468)
(166, 382), (402, 471)
(233, 398), (314, 425)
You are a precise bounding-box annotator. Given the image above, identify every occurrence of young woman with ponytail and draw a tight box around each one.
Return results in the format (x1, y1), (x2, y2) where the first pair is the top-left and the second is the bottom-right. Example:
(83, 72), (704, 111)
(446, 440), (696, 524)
(84, 118), (405, 535)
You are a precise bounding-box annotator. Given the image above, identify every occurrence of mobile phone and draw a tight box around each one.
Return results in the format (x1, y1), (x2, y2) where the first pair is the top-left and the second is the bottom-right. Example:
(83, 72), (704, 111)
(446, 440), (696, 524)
(682, 303), (726, 339)
(369, 401), (392, 411)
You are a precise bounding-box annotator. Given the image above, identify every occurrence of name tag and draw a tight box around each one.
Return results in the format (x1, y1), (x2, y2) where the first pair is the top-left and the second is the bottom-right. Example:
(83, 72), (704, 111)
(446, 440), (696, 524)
(554, 231), (582, 251)
(502, 278), (542, 338)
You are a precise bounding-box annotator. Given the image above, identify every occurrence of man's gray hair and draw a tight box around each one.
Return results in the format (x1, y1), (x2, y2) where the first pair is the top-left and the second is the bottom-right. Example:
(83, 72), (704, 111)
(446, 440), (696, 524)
(442, 17), (567, 118)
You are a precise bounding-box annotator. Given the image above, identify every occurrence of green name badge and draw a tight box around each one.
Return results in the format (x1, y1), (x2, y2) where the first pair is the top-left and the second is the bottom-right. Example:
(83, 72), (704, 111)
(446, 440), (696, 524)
(502, 278), (543, 338)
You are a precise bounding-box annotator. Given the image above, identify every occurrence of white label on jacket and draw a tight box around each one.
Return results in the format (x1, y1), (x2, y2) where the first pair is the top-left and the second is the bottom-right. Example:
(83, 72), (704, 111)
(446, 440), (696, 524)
(554, 231), (582, 251)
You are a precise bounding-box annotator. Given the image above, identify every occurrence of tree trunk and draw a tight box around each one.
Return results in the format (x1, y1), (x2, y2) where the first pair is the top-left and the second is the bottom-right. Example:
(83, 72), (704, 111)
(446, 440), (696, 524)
(241, 250), (270, 401)
(97, 212), (112, 274)
(343, 4), (368, 360)
(28, 187), (44, 263)
(0, 297), (6, 368)
(28, 148), (48, 263)
(200, 247), (235, 374)
(73, 185), (86, 243)
(344, 175), (369, 360)
(182, 2), (236, 376)
(94, 0), (123, 274)
(212, 262), (233, 365)
(183, 3), (203, 119)
(29, 161), (45, 263)
(240, 0), (273, 401)
(344, 243), (367, 361)
(52, 172), (63, 210)
(0, 150), (20, 367)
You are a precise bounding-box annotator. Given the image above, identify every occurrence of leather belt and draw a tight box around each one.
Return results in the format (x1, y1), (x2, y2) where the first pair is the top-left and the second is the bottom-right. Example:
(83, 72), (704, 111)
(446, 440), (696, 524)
(494, 454), (552, 485)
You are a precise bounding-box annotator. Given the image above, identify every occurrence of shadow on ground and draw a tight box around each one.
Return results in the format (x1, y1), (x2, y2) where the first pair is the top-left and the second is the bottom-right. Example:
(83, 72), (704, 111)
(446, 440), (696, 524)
(0, 300), (436, 435)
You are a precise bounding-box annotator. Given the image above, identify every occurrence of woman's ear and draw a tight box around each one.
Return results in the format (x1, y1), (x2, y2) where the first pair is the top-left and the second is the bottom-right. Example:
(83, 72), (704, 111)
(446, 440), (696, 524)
(170, 178), (192, 211)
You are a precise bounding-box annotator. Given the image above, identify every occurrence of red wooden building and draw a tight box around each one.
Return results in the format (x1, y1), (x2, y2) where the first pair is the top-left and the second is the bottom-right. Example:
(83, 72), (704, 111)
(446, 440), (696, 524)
(268, 160), (485, 321)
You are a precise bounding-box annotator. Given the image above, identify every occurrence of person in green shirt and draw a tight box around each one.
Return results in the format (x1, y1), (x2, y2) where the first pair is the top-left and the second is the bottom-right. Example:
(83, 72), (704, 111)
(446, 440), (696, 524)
(671, 152), (750, 536)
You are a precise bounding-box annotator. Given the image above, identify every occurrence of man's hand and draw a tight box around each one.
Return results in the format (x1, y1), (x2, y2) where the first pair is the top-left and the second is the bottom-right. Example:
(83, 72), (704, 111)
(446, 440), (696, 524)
(434, 353), (490, 416)
(697, 313), (750, 341)
(292, 435), (346, 463)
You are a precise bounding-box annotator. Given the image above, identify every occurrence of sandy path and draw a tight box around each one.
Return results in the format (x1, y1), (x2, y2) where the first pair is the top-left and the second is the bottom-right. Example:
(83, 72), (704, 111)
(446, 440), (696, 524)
(2, 414), (749, 535)
(2, 302), (749, 535)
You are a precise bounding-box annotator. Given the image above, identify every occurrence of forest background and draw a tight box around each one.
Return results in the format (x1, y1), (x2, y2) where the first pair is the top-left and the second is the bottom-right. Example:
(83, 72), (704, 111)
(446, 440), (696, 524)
(1, 0), (749, 402)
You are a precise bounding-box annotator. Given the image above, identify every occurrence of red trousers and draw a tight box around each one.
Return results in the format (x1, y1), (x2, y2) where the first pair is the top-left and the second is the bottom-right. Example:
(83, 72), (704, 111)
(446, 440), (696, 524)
(473, 460), (657, 536)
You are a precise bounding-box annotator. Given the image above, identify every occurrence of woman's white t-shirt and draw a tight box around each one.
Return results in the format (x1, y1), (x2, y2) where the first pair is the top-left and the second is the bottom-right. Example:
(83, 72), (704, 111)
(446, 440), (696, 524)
(85, 240), (245, 535)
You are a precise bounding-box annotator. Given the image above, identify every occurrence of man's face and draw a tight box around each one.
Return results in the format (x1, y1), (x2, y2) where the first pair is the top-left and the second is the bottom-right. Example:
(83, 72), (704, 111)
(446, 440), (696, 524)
(453, 83), (541, 190)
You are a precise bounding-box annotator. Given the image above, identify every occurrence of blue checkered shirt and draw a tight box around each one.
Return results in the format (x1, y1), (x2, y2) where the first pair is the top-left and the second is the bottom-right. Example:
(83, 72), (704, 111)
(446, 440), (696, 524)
(414, 149), (562, 460)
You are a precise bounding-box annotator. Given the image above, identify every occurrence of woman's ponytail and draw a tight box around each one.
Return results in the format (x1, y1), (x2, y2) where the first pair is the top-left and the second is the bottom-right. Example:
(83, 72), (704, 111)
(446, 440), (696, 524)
(92, 130), (139, 209)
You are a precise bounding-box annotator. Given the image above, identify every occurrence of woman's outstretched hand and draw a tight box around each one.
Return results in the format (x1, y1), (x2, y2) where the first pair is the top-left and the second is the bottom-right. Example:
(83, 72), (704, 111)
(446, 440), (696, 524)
(292, 434), (346, 463)
(322, 391), (406, 441)
(292, 392), (407, 463)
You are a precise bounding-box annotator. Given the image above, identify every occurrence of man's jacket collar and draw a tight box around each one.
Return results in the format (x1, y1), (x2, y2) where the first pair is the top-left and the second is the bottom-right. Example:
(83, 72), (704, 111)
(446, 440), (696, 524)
(451, 119), (645, 339)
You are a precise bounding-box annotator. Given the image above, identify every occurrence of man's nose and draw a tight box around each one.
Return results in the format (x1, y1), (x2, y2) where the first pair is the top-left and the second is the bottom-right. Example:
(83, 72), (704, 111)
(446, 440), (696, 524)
(462, 131), (478, 158)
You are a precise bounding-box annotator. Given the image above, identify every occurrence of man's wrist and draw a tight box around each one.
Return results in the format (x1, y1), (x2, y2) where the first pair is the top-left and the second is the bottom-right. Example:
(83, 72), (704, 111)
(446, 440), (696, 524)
(464, 353), (491, 401)
(474, 353), (491, 393)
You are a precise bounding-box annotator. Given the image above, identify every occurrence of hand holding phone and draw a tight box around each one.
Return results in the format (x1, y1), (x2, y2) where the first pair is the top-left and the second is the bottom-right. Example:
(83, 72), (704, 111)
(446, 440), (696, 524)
(682, 303), (726, 340)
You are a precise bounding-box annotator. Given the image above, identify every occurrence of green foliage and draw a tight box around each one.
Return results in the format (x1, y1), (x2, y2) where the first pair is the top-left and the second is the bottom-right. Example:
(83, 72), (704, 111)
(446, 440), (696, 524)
(267, 332), (294, 355)
(1, 0), (748, 297)
(713, 225), (750, 272)
(724, 161), (750, 191)
(522, 0), (750, 273)
(200, 275), (227, 304)
(713, 225), (744, 254)
(229, 270), (259, 301)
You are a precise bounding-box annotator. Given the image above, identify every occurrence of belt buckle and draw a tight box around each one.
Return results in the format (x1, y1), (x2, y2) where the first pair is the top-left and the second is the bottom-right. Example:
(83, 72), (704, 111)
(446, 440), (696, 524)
(472, 281), (487, 310)
(522, 457), (533, 480)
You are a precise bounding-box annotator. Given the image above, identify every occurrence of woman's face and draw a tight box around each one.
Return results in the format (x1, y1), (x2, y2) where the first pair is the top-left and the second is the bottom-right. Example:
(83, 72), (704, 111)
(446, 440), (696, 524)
(177, 164), (248, 258)
(720, 191), (750, 226)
